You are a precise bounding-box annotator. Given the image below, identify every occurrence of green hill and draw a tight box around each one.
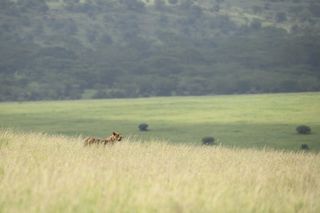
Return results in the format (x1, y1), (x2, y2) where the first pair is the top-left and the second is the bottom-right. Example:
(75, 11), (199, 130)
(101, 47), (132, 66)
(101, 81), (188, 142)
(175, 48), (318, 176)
(1, 0), (320, 101)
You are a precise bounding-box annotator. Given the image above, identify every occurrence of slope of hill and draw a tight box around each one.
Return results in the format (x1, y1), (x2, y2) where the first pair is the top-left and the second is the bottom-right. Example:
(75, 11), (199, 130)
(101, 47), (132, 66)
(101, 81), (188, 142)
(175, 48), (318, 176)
(1, 0), (320, 101)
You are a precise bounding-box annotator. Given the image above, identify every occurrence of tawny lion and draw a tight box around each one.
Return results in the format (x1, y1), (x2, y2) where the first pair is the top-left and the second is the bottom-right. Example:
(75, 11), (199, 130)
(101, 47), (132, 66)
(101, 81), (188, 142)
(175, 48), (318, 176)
(84, 131), (123, 146)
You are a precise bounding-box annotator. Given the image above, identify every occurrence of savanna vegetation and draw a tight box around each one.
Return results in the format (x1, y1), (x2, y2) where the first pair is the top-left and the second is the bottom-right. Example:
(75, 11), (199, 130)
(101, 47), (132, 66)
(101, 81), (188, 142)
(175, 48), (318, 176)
(0, 130), (319, 212)
(0, 92), (319, 151)
(1, 0), (320, 101)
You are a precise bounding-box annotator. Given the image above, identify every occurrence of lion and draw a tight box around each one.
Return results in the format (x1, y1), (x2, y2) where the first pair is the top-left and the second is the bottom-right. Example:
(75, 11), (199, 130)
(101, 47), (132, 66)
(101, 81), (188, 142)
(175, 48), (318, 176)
(84, 131), (123, 146)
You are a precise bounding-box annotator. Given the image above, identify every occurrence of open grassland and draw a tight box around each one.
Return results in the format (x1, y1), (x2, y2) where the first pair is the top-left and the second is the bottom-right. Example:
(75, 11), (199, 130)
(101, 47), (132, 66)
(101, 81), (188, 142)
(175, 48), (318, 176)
(0, 93), (319, 151)
(0, 130), (319, 212)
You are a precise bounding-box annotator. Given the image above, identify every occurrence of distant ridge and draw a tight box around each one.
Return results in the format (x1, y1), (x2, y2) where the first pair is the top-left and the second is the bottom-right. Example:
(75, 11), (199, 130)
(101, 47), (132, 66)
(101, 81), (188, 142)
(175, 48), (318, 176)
(0, 0), (319, 101)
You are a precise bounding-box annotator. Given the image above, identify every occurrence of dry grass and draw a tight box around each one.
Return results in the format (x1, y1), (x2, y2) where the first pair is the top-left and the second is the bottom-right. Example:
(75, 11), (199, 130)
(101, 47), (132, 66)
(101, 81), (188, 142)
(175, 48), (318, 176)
(0, 130), (319, 213)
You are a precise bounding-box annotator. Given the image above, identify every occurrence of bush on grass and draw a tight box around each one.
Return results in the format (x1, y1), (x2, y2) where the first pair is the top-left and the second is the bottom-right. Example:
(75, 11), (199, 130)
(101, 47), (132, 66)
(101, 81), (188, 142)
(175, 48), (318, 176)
(138, 123), (149, 131)
(296, 125), (311, 135)
(202, 137), (215, 145)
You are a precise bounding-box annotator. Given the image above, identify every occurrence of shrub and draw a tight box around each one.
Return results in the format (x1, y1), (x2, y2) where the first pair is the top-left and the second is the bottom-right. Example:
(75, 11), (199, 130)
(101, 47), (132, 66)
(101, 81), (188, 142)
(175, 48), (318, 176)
(300, 144), (310, 150)
(296, 125), (311, 134)
(138, 123), (149, 131)
(168, 0), (178, 4)
(202, 137), (215, 145)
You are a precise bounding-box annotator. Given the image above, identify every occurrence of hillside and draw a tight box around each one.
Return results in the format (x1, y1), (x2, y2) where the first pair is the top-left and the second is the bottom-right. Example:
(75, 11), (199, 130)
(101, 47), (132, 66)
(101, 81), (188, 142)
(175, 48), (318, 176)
(1, 130), (319, 212)
(1, 0), (320, 101)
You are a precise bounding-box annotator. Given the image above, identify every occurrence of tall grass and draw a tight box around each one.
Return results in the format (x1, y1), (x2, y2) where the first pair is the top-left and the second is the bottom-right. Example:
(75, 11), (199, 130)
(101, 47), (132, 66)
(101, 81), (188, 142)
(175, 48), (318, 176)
(0, 130), (319, 212)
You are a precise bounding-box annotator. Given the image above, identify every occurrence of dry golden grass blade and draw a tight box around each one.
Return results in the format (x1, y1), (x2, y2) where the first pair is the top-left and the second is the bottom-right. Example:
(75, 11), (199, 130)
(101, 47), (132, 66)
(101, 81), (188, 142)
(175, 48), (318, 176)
(0, 130), (319, 212)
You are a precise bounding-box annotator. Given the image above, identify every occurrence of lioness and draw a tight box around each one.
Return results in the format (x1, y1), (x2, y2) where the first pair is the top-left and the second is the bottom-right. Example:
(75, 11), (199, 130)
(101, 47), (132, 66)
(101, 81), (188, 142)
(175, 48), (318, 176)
(84, 131), (123, 146)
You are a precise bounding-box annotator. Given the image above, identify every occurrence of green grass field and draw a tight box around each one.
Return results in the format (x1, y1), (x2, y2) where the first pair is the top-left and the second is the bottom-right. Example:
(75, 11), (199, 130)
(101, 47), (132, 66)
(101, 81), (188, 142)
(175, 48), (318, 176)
(0, 92), (319, 151)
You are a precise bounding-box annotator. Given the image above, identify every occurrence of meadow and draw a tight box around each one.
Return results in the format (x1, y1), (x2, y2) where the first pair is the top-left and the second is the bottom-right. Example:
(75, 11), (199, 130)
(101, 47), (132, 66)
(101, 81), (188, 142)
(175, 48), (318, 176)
(0, 92), (319, 151)
(0, 130), (319, 212)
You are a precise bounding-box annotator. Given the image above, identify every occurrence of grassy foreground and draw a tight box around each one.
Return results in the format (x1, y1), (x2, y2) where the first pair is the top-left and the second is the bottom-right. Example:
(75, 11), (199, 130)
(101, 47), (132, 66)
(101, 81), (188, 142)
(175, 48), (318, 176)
(0, 92), (319, 151)
(0, 130), (319, 212)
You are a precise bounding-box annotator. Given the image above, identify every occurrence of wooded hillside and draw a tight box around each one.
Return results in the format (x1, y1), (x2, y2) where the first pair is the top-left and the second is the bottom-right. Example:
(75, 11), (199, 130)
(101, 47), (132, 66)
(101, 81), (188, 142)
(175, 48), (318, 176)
(1, 0), (319, 101)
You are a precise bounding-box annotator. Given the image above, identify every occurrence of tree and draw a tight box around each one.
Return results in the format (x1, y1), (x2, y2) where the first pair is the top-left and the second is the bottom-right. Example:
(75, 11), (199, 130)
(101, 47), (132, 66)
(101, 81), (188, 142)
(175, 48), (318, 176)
(168, 0), (178, 5)
(309, 2), (320, 17)
(252, 6), (262, 14)
(120, 0), (145, 12)
(250, 19), (262, 30)
(154, 0), (166, 11)
(17, 0), (49, 13)
(275, 12), (287, 23)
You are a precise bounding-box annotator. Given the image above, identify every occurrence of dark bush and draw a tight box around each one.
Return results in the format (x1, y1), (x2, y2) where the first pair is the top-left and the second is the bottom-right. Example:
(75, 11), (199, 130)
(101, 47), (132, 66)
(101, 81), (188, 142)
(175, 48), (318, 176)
(138, 123), (149, 131)
(300, 144), (310, 150)
(202, 137), (215, 145)
(296, 125), (311, 134)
